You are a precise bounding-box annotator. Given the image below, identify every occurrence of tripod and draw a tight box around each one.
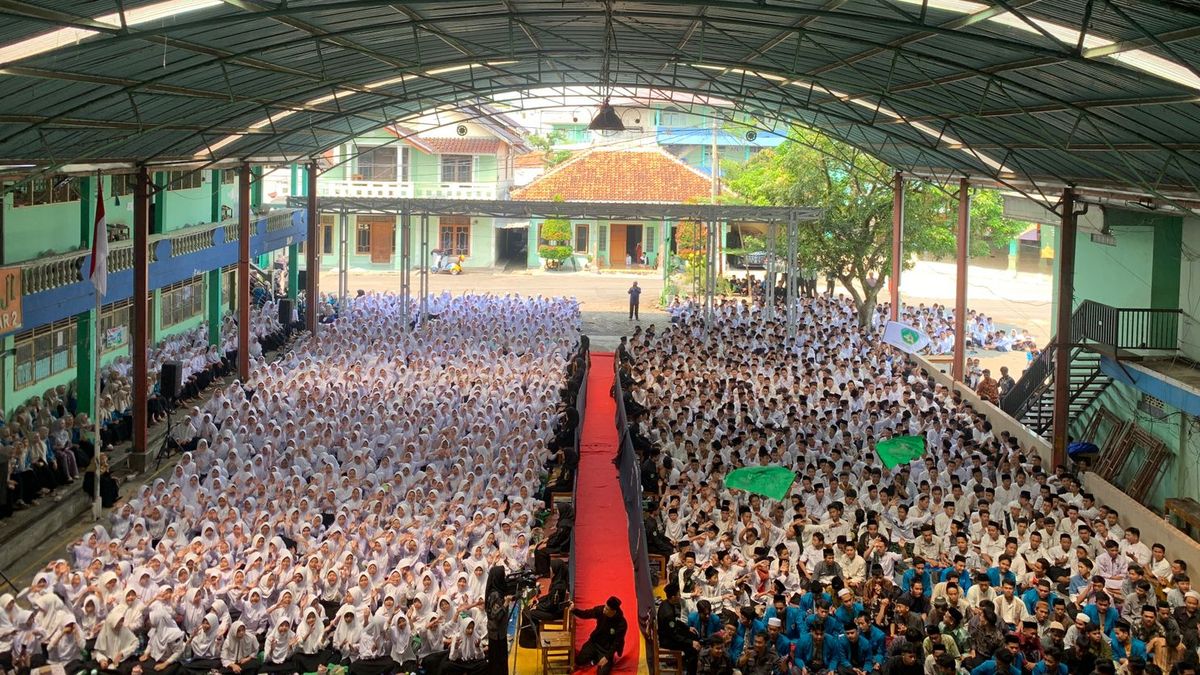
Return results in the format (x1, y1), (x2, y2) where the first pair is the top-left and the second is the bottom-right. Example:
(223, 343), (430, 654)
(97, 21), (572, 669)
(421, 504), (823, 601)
(154, 401), (178, 471)
(0, 565), (16, 592)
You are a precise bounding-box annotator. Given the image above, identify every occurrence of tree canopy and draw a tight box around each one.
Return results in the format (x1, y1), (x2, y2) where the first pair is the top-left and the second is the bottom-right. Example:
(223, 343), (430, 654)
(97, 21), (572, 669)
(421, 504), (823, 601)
(725, 128), (1028, 324)
(526, 131), (573, 168)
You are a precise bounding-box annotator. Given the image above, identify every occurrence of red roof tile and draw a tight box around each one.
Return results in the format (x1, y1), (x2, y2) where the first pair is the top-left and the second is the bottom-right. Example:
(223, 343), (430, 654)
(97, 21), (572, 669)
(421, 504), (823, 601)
(419, 137), (504, 155)
(510, 148), (718, 203)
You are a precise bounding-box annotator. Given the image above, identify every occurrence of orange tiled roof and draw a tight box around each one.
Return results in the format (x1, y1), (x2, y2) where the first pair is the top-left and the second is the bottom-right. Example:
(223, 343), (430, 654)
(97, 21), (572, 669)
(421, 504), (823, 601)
(510, 148), (719, 203)
(419, 137), (504, 155)
(515, 151), (552, 168)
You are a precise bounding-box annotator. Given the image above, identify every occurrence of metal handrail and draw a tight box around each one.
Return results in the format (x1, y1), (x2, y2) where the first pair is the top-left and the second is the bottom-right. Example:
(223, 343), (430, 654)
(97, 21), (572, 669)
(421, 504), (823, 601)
(1074, 299), (1181, 351)
(1001, 346), (1053, 417)
(1002, 299), (1181, 421)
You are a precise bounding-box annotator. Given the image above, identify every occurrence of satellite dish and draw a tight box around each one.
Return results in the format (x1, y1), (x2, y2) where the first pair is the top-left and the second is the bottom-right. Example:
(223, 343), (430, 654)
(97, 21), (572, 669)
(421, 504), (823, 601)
(745, 130), (758, 141)
(455, 125), (468, 137)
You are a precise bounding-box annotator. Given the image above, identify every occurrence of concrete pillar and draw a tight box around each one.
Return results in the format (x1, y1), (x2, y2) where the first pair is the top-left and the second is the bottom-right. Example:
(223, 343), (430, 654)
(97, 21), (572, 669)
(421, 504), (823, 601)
(889, 172), (904, 321)
(210, 170), (222, 222)
(237, 163), (251, 381)
(951, 178), (970, 383)
(207, 269), (222, 347)
(130, 167), (150, 471)
(1052, 188), (1078, 468)
(75, 176), (97, 422)
(152, 171), (166, 234)
(250, 165), (263, 209)
(287, 245), (299, 300)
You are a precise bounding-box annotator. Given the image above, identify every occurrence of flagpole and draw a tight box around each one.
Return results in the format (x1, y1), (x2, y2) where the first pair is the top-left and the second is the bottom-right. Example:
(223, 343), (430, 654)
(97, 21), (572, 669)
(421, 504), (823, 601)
(92, 264), (102, 520)
(91, 172), (103, 521)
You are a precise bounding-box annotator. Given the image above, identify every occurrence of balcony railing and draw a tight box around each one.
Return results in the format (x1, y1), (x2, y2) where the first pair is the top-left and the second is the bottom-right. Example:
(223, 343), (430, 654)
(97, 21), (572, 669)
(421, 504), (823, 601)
(18, 209), (301, 295)
(316, 180), (498, 201)
(318, 180), (415, 199)
(265, 210), (294, 232)
(1072, 299), (1181, 351)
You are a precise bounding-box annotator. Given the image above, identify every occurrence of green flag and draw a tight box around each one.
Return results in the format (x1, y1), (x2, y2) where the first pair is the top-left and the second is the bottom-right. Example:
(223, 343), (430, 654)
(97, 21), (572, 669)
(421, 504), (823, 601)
(724, 466), (797, 501)
(876, 435), (927, 469)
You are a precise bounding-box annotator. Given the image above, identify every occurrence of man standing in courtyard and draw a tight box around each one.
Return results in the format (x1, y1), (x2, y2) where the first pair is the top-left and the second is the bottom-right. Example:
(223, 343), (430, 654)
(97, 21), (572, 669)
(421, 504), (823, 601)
(629, 281), (642, 320)
(976, 368), (1000, 405)
(997, 366), (1016, 400)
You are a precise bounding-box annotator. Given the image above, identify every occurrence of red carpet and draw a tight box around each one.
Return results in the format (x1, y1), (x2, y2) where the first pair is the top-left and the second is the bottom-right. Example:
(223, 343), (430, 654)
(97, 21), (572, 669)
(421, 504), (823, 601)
(572, 352), (640, 673)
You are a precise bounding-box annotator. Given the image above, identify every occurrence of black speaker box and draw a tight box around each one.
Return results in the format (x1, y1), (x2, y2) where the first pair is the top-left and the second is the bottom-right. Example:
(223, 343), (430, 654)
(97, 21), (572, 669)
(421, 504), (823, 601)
(159, 360), (182, 401)
(278, 298), (294, 325)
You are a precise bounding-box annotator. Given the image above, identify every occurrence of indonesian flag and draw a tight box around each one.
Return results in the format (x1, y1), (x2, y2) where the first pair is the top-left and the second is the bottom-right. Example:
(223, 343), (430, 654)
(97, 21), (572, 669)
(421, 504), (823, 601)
(89, 181), (108, 297)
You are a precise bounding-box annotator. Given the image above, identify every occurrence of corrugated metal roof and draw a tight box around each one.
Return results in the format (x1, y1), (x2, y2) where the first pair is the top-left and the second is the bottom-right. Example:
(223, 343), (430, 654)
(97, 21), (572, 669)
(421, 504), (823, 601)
(0, 0), (1195, 204)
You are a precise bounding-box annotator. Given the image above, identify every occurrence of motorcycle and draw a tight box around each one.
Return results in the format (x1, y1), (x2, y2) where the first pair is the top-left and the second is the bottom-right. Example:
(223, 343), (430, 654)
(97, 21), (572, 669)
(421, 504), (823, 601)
(431, 249), (464, 275)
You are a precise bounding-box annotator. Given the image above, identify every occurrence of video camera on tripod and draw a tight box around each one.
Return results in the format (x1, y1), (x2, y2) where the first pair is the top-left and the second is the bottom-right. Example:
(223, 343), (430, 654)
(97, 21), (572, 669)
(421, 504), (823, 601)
(503, 570), (541, 599)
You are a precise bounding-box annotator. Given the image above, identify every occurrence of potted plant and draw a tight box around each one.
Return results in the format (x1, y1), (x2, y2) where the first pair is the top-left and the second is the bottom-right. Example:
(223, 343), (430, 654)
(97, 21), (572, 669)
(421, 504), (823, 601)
(538, 217), (573, 270)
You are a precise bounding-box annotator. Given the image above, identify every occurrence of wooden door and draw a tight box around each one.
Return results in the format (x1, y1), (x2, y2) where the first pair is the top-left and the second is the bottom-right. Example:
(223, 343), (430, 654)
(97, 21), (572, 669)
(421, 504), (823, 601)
(610, 224), (628, 267)
(369, 220), (394, 263)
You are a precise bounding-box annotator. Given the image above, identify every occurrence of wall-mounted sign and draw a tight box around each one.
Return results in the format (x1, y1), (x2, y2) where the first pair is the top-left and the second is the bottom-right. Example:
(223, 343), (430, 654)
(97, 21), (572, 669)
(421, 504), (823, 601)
(0, 267), (22, 333)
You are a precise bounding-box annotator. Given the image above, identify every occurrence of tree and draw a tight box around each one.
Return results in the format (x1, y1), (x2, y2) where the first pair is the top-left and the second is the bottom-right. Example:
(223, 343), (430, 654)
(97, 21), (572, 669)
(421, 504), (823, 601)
(725, 128), (1027, 325)
(526, 131), (573, 168)
(674, 220), (709, 295)
(537, 217), (573, 268)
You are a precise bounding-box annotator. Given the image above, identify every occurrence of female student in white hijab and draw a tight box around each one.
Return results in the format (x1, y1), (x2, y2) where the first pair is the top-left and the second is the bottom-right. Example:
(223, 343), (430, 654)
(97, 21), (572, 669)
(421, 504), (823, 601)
(260, 619), (298, 673)
(90, 609), (140, 675)
(182, 612), (223, 674)
(9, 605), (44, 675)
(441, 618), (487, 674)
(44, 615), (86, 673)
(349, 613), (394, 675)
(219, 621), (260, 675)
(388, 613), (419, 674)
(330, 604), (362, 663)
(293, 607), (331, 673)
(0, 592), (32, 672)
(140, 608), (187, 675)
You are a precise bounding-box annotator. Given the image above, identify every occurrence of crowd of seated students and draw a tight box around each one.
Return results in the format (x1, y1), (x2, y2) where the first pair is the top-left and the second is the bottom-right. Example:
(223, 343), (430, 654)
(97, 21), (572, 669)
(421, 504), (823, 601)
(2, 300), (288, 518)
(628, 294), (1199, 675)
(680, 279), (1040, 360)
(1, 293), (581, 675)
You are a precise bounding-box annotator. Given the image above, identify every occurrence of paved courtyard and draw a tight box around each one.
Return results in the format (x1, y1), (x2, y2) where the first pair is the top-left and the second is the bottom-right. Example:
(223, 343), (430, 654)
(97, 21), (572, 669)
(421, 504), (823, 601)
(321, 259), (1052, 365)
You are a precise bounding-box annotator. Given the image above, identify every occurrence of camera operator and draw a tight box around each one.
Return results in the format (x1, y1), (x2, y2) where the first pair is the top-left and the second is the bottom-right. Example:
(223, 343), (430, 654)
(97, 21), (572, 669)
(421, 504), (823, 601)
(529, 560), (570, 623)
(484, 566), (513, 675)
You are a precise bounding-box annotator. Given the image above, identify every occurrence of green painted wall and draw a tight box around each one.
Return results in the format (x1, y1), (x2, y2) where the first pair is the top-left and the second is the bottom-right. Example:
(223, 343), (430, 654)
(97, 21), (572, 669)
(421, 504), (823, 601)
(3, 297), (209, 416)
(1064, 209), (1196, 513)
(1069, 378), (1185, 512)
(318, 214), (499, 270)
(163, 185), (217, 231)
(475, 155), (497, 183)
(1, 170), (234, 415)
(1072, 223), (1155, 309)
(3, 196), (83, 262)
(410, 152), (441, 183)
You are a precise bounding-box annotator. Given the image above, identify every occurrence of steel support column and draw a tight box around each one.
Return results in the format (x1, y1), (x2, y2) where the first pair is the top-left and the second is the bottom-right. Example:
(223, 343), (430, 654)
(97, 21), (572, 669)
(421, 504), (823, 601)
(703, 218), (716, 326)
(237, 163), (252, 381)
(890, 172), (904, 321)
(785, 213), (799, 336)
(1052, 188), (1078, 468)
(400, 208), (411, 330)
(338, 210), (348, 308)
(130, 166), (150, 471)
(951, 178), (970, 382)
(765, 222), (777, 321)
(419, 213), (430, 318)
(305, 161), (319, 332)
